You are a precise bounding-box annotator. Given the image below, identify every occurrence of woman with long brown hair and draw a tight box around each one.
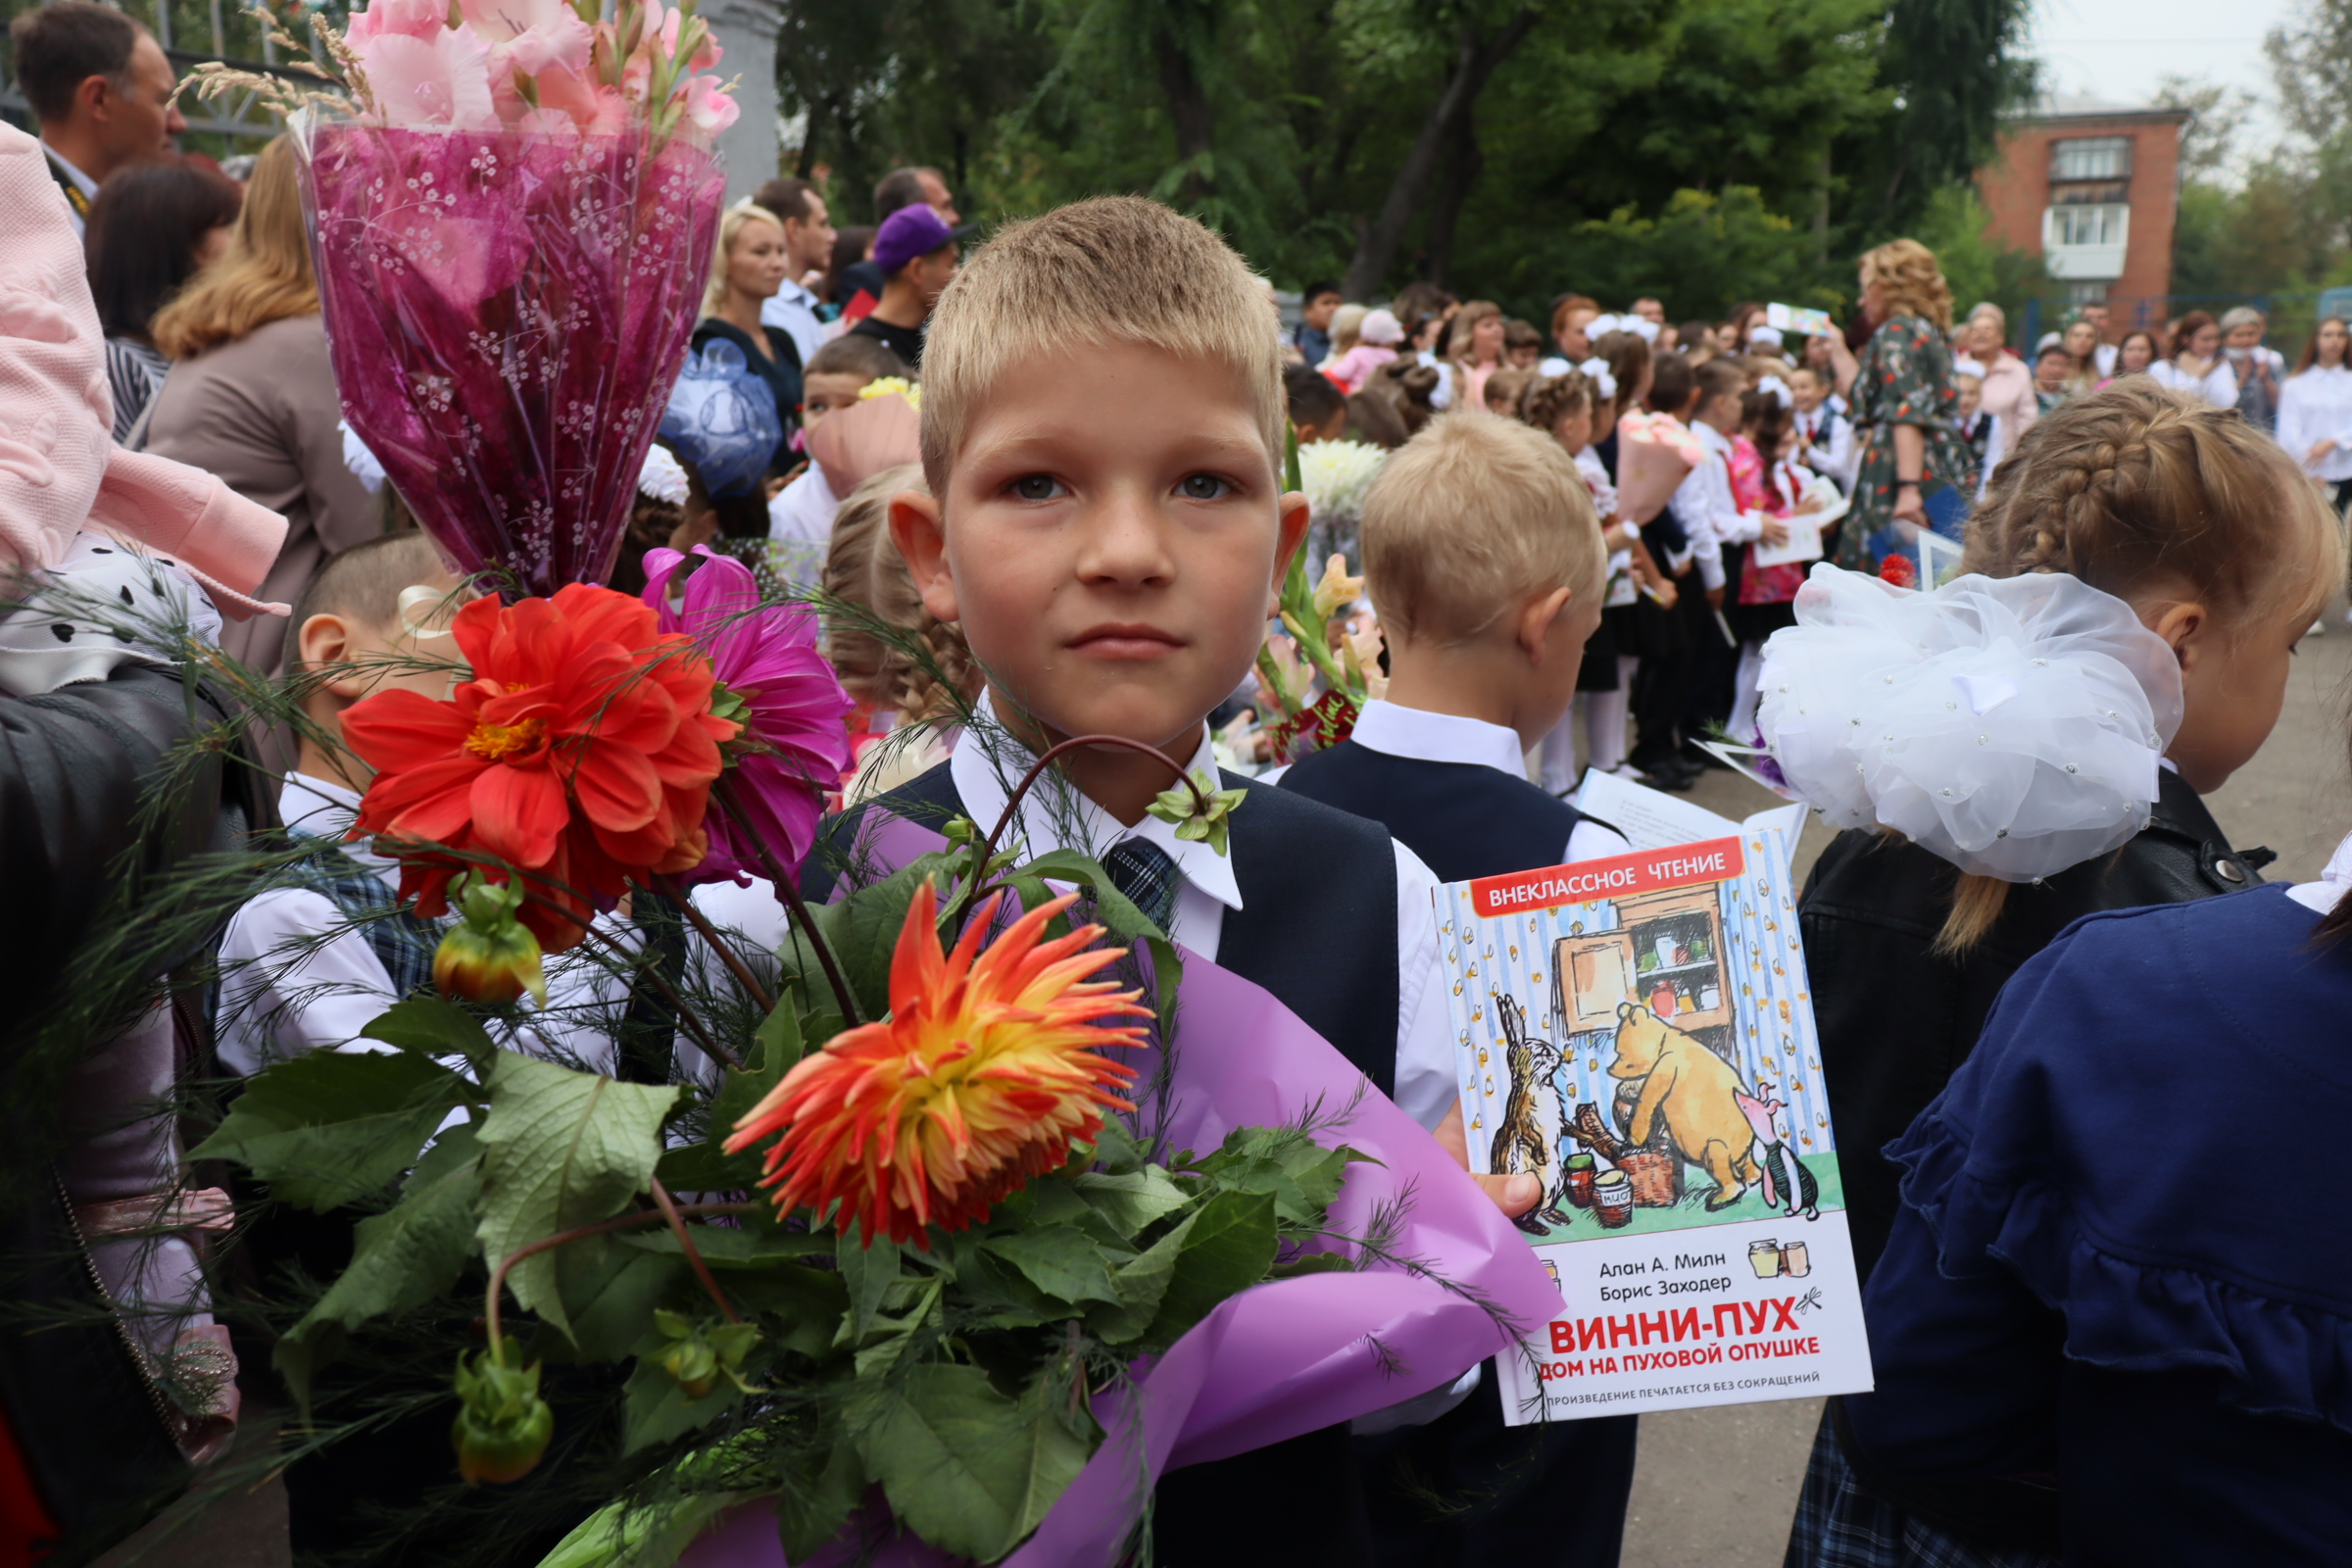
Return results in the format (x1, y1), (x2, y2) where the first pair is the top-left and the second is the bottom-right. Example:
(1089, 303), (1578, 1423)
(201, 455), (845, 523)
(146, 134), (377, 672)
(1444, 298), (1507, 413)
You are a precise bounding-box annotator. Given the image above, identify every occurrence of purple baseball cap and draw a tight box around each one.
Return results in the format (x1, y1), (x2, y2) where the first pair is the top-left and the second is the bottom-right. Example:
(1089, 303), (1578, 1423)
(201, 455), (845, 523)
(871, 204), (977, 275)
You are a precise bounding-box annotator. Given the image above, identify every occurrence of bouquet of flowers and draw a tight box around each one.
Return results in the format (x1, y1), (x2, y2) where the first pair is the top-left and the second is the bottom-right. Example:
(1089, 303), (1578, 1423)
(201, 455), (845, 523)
(1247, 435), (1386, 764)
(192, 566), (1550, 1567)
(198, 0), (735, 596)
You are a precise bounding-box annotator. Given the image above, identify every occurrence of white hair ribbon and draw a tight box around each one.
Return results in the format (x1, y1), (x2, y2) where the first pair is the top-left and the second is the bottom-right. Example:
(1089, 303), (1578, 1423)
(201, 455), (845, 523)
(1577, 357), (1619, 400)
(1757, 374), (1793, 409)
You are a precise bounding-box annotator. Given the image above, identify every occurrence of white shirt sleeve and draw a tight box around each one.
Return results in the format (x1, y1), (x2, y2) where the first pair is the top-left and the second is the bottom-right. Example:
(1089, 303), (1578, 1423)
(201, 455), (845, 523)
(1389, 842), (1456, 1133)
(216, 888), (401, 1075)
(2279, 376), (2313, 468)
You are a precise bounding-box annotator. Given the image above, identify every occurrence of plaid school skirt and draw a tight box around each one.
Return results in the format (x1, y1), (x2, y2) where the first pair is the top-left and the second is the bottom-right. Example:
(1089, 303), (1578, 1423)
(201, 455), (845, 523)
(1785, 1416), (2059, 1568)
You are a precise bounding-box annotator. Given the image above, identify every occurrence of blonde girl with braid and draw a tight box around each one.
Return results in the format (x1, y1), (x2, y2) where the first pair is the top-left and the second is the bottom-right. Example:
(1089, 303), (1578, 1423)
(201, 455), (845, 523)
(1779, 376), (2342, 1568)
(821, 464), (979, 804)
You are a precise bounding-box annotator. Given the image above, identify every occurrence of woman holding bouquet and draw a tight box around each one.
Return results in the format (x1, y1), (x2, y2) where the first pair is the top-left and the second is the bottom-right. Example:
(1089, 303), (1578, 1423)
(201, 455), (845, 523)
(692, 199), (802, 481)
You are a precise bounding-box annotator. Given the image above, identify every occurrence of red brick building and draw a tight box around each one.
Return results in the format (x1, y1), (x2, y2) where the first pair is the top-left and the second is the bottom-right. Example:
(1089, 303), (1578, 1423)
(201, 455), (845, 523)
(1976, 95), (2192, 311)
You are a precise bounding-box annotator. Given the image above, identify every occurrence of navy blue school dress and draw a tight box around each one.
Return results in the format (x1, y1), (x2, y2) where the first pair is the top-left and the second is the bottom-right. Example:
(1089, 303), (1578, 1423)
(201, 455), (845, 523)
(1843, 883), (2352, 1566)
(1283, 726), (1640, 1568)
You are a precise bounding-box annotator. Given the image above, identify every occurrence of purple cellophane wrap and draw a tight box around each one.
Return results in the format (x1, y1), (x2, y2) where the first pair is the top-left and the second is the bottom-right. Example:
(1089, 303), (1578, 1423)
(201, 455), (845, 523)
(677, 815), (1561, 1568)
(295, 118), (723, 596)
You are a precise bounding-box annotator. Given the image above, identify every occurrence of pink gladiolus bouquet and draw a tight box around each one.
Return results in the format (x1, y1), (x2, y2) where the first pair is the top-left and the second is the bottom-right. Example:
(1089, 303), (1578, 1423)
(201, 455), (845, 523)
(287, 0), (735, 596)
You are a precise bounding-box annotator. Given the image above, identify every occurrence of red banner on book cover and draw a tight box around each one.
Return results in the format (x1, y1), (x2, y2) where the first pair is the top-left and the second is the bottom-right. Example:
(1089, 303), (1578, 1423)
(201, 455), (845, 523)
(1468, 835), (1746, 916)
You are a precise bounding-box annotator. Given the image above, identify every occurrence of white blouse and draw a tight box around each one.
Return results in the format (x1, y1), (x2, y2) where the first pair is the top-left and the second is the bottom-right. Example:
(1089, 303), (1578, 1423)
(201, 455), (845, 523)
(2149, 357), (2237, 409)
(2278, 365), (2352, 482)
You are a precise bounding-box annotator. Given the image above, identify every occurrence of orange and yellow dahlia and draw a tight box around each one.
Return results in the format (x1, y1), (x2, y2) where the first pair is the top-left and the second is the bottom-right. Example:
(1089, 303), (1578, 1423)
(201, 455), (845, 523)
(342, 583), (739, 950)
(726, 884), (1149, 1247)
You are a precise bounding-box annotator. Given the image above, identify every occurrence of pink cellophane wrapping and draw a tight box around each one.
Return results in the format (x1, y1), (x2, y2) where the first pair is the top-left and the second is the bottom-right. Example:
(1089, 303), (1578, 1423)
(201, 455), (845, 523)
(675, 814), (1562, 1568)
(295, 117), (722, 596)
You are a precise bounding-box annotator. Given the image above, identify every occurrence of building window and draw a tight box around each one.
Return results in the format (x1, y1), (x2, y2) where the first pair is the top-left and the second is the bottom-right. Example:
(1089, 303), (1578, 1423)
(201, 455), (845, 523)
(2050, 136), (2132, 182)
(2061, 281), (2109, 306)
(2049, 204), (2127, 248)
(2041, 202), (2130, 280)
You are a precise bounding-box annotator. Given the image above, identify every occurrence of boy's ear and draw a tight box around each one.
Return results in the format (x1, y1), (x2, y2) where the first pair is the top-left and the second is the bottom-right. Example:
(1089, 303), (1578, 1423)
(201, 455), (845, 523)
(297, 612), (372, 701)
(1516, 586), (1577, 662)
(889, 489), (957, 624)
(1271, 487), (1313, 609)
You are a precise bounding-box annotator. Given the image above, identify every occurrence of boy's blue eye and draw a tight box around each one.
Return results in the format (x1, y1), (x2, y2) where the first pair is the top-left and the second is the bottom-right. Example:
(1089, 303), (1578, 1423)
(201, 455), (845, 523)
(1011, 474), (1062, 501)
(1179, 473), (1231, 501)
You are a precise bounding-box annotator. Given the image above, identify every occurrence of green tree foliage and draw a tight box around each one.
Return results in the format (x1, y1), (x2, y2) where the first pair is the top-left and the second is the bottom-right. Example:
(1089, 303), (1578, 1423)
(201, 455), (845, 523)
(772, 0), (2035, 312)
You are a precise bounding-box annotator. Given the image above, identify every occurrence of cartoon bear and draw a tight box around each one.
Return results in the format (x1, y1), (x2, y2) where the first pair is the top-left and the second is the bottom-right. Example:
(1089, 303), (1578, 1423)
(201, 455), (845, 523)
(1606, 1000), (1759, 1210)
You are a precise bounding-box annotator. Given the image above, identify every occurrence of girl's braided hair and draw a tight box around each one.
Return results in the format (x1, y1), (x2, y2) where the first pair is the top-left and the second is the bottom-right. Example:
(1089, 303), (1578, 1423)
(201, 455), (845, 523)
(1929, 378), (2341, 953)
(821, 464), (977, 724)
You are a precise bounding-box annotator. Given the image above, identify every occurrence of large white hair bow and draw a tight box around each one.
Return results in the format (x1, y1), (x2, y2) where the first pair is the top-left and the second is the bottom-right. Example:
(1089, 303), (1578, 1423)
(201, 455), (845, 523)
(1756, 374), (1793, 409)
(1577, 357), (1618, 400)
(1756, 566), (2182, 882)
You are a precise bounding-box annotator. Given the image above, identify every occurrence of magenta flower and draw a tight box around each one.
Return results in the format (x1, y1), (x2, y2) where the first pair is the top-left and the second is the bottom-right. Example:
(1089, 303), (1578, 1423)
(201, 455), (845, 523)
(642, 547), (853, 885)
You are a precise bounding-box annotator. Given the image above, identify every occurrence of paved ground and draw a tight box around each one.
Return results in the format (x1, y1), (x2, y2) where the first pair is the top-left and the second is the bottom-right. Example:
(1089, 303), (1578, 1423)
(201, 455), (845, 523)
(1616, 611), (2352, 1568)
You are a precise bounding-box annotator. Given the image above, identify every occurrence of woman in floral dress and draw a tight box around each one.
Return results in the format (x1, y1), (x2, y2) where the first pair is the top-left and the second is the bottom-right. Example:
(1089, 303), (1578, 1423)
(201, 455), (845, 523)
(1827, 239), (1977, 569)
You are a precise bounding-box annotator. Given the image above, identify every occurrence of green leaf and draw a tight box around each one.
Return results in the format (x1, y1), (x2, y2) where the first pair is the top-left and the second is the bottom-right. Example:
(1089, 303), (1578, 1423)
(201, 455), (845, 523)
(1083, 1210), (1192, 1345)
(717, 1263), (848, 1360)
(620, 1226), (834, 1266)
(192, 1049), (469, 1210)
(775, 1417), (869, 1561)
(1086, 1118), (1150, 1176)
(660, 1004), (808, 1193)
(1145, 1188), (1280, 1348)
(1069, 1167), (1193, 1240)
(473, 1055), (681, 1337)
(808, 852), (956, 1020)
(983, 1225), (1120, 1307)
(534, 1490), (752, 1568)
(272, 1122), (483, 1411)
(621, 1352), (743, 1453)
(1270, 1250), (1355, 1279)
(836, 1226), (901, 1342)
(360, 995), (498, 1067)
(557, 1240), (685, 1363)
(853, 1362), (1092, 1563)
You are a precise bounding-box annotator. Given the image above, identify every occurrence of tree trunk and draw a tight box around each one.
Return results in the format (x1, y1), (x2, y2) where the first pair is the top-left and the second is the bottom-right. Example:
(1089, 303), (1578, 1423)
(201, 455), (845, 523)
(1157, 43), (1216, 205)
(1422, 113), (1484, 287)
(1341, 7), (1538, 302)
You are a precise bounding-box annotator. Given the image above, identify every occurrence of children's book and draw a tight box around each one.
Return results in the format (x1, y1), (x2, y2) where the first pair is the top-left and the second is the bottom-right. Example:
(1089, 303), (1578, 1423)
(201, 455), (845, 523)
(1439, 780), (1873, 1423)
(1766, 303), (1836, 339)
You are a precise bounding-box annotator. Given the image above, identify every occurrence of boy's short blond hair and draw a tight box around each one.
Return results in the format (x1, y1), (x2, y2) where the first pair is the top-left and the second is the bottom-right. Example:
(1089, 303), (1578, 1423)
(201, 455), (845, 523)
(1361, 412), (1605, 647)
(917, 196), (1284, 495)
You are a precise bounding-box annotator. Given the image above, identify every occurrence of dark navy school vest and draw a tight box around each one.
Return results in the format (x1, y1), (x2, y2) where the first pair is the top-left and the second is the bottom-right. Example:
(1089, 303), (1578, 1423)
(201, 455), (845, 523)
(1281, 739), (1592, 882)
(808, 760), (1404, 1095)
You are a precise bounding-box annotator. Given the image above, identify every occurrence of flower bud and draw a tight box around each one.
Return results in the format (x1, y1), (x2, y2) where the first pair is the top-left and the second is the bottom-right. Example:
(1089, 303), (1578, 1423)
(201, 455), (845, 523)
(433, 873), (548, 1007)
(451, 1340), (554, 1485)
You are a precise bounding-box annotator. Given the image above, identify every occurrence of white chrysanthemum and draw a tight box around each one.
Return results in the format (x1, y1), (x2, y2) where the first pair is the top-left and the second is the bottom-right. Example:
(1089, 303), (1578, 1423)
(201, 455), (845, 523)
(1298, 439), (1388, 570)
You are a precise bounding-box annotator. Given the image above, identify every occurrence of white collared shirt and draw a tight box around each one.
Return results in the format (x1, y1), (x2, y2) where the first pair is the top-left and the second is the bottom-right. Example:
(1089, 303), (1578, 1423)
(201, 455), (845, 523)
(758, 279), (825, 372)
(218, 773), (635, 1076)
(1667, 421), (1743, 590)
(41, 142), (96, 237)
(1793, 404), (1854, 489)
(2288, 830), (2352, 916)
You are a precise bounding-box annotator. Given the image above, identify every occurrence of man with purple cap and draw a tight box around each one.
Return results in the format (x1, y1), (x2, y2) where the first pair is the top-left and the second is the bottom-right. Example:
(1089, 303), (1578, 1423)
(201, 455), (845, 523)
(848, 202), (972, 370)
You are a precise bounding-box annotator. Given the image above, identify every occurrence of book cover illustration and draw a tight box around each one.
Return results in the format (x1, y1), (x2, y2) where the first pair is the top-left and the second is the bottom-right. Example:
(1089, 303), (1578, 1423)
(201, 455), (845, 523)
(1439, 808), (1873, 1422)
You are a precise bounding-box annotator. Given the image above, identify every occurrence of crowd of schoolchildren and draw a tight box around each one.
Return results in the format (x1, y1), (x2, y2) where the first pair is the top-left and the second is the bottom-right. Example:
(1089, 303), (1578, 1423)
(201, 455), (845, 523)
(14, 12), (2352, 1554)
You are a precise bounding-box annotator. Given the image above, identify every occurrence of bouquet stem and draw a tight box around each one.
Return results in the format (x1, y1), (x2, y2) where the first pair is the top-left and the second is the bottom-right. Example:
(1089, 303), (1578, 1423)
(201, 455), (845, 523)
(481, 1201), (756, 1366)
(711, 782), (861, 1028)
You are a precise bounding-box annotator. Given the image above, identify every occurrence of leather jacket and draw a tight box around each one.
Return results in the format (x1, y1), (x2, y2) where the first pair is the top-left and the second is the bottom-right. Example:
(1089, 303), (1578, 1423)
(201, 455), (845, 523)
(1799, 766), (2264, 1288)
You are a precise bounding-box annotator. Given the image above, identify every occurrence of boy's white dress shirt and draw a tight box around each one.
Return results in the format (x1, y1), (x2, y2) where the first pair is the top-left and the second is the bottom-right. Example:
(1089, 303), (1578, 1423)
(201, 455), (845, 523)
(1667, 421), (1751, 592)
(1793, 404), (1853, 490)
(217, 773), (634, 1075)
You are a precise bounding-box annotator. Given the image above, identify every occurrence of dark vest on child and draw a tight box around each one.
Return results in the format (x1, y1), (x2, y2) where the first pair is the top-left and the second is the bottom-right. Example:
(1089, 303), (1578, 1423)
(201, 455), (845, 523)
(1280, 740), (1588, 882)
(1279, 740), (1642, 1568)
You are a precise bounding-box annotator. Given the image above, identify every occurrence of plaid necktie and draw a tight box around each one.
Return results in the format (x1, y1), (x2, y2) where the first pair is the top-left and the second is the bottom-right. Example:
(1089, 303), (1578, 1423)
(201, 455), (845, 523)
(1103, 837), (1180, 932)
